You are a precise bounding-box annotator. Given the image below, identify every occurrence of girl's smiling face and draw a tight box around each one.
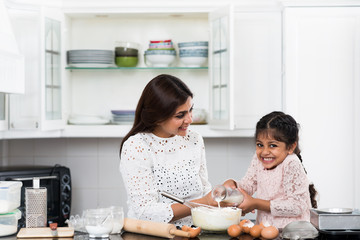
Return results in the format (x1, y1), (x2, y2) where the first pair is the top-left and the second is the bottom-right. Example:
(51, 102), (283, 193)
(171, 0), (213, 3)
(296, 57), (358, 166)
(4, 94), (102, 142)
(153, 96), (193, 138)
(256, 132), (296, 169)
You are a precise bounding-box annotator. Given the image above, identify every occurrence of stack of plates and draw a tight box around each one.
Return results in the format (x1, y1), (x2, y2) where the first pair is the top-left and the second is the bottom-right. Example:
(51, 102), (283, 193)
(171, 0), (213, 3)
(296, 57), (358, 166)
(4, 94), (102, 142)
(67, 49), (114, 67)
(111, 110), (135, 124)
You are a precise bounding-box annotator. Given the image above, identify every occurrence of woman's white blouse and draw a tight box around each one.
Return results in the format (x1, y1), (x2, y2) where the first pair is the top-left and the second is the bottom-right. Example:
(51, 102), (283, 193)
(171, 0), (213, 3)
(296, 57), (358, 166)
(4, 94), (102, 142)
(119, 130), (212, 226)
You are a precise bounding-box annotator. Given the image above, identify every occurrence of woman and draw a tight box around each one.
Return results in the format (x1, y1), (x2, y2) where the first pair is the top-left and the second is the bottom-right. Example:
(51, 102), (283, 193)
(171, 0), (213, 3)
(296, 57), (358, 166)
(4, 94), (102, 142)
(119, 74), (216, 226)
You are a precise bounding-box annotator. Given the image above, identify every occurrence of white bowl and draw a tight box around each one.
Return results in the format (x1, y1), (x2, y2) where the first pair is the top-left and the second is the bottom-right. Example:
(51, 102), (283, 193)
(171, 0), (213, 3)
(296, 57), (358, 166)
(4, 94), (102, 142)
(145, 54), (176, 67)
(180, 56), (207, 67)
(191, 206), (241, 232)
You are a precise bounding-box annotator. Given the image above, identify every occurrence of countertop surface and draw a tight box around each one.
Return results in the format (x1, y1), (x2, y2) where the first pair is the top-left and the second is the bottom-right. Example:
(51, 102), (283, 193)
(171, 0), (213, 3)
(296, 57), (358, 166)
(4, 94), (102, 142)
(1, 231), (278, 240)
(3, 228), (360, 240)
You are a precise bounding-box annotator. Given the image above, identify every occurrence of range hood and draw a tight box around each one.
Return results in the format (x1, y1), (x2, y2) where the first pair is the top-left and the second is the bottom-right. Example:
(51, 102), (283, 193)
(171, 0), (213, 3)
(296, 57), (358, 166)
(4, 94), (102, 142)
(0, 0), (24, 94)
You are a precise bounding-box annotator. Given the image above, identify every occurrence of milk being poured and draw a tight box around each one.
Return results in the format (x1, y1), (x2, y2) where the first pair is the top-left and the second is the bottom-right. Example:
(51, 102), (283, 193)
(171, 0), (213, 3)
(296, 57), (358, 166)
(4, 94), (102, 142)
(211, 185), (244, 205)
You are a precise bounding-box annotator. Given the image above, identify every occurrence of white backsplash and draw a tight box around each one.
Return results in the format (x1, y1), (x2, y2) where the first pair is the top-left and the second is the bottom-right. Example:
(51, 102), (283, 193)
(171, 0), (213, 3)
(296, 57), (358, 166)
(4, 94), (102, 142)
(1, 136), (256, 218)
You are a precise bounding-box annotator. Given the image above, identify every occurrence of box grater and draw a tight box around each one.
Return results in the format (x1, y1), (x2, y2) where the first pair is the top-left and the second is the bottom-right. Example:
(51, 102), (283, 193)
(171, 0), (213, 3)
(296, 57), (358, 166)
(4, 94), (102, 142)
(25, 177), (47, 228)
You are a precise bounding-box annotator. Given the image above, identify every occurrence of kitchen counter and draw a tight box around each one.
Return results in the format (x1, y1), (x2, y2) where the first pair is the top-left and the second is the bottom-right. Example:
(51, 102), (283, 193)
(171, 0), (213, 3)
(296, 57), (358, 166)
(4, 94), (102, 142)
(0, 231), (279, 240)
(75, 231), (280, 240)
(2, 228), (359, 240)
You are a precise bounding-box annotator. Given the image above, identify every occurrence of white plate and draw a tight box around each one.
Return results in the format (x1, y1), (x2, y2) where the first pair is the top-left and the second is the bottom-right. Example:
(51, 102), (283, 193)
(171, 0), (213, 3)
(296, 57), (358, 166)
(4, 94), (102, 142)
(68, 63), (115, 68)
(68, 116), (109, 125)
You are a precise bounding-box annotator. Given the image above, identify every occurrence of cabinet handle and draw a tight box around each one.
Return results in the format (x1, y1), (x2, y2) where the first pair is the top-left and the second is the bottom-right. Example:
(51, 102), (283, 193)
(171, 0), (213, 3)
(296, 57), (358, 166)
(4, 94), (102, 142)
(35, 122), (39, 128)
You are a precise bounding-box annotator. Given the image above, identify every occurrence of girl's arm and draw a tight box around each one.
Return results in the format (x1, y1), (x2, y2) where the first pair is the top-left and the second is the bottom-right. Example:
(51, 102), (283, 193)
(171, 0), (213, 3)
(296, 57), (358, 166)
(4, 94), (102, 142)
(238, 188), (270, 214)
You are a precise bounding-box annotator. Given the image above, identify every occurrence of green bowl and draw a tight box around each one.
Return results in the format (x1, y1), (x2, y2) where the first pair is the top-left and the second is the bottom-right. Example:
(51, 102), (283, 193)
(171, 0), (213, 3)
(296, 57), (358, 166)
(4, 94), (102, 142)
(115, 47), (139, 56)
(115, 56), (138, 67)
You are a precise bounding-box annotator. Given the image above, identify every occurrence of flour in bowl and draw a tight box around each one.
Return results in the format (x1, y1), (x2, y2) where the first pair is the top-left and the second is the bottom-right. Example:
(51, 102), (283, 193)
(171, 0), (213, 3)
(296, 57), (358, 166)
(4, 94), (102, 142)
(191, 206), (241, 231)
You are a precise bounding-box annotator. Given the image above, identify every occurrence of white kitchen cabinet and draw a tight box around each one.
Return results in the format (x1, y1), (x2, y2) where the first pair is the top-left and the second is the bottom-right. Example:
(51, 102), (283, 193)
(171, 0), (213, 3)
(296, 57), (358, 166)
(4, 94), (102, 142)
(283, 7), (360, 209)
(209, 7), (282, 130)
(7, 4), (66, 130)
(3, 1), (283, 138)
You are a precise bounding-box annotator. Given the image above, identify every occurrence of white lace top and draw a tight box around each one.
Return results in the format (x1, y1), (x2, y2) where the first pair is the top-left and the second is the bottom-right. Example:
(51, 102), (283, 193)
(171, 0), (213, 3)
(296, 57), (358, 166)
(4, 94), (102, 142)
(237, 153), (311, 228)
(119, 130), (212, 226)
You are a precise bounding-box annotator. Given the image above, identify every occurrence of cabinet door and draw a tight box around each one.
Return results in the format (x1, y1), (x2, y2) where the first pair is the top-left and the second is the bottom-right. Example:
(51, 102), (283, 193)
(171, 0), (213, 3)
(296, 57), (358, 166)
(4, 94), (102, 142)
(8, 7), (41, 130)
(41, 7), (65, 130)
(8, 5), (65, 130)
(209, 6), (235, 130)
(209, 8), (282, 131)
(0, 1), (25, 94)
(0, 93), (7, 131)
(233, 11), (282, 129)
(284, 7), (360, 208)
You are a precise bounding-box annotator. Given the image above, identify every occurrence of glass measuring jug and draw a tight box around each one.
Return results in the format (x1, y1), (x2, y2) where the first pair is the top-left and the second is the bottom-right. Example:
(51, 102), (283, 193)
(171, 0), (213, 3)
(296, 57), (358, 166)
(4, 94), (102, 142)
(211, 185), (244, 205)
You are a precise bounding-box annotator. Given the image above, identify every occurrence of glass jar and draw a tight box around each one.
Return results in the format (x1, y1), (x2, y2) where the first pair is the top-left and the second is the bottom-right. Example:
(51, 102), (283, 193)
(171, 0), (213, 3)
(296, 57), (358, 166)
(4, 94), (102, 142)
(110, 206), (124, 234)
(211, 185), (244, 204)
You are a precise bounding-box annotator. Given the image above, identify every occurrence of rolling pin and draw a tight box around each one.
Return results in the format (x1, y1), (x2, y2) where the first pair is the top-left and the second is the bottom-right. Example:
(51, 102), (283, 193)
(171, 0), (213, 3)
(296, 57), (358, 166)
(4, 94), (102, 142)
(123, 218), (191, 238)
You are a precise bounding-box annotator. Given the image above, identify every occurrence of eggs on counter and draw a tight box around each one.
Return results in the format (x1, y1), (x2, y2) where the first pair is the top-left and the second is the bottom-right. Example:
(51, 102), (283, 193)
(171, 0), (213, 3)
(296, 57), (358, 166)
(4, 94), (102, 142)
(227, 219), (279, 239)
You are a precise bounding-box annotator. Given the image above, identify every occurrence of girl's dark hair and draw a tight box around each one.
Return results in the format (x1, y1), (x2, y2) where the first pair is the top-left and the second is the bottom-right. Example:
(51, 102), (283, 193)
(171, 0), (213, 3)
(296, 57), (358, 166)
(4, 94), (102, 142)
(255, 111), (318, 208)
(119, 74), (193, 156)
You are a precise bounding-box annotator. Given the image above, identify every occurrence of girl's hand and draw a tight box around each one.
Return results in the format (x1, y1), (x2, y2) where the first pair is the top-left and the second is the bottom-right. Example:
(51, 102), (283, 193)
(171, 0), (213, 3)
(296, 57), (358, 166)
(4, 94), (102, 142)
(237, 188), (255, 215)
(222, 179), (237, 189)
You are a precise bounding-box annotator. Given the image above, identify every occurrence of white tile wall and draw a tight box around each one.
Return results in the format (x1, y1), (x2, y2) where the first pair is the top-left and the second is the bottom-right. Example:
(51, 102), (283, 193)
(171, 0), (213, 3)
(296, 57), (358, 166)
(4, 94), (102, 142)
(2, 137), (256, 218)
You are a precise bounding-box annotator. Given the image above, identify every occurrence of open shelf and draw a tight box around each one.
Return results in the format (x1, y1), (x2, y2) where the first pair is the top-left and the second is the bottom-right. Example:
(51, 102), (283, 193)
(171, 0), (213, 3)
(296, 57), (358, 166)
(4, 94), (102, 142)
(65, 66), (208, 70)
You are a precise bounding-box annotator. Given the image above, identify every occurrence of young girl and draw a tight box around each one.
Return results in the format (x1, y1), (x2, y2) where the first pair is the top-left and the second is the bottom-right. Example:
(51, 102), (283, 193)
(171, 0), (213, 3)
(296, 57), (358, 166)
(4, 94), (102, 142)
(224, 111), (317, 228)
(119, 74), (217, 226)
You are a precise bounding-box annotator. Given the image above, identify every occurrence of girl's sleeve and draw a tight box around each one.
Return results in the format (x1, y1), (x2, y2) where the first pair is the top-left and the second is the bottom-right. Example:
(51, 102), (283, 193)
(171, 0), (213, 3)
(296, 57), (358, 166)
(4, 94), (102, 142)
(119, 137), (174, 223)
(270, 159), (310, 217)
(198, 135), (212, 194)
(237, 154), (258, 196)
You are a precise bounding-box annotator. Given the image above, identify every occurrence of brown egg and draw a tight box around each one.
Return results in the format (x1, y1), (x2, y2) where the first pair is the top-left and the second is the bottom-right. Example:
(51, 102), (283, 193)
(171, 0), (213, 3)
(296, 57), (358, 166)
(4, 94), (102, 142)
(227, 224), (242, 237)
(250, 224), (263, 238)
(239, 219), (250, 228)
(261, 226), (279, 239)
(239, 219), (254, 234)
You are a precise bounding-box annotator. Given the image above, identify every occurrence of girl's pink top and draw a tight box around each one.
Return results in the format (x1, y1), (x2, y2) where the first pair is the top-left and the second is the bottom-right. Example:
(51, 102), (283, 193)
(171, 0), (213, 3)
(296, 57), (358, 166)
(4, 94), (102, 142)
(237, 153), (311, 229)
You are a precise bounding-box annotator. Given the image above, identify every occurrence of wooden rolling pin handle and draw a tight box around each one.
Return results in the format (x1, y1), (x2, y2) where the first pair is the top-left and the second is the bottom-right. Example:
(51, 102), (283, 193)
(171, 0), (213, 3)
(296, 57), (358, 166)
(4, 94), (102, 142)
(170, 229), (191, 238)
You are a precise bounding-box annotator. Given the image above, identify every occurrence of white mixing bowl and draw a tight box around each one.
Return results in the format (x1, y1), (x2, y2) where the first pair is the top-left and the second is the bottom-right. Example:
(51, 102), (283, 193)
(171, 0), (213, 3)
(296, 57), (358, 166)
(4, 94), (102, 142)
(191, 206), (242, 232)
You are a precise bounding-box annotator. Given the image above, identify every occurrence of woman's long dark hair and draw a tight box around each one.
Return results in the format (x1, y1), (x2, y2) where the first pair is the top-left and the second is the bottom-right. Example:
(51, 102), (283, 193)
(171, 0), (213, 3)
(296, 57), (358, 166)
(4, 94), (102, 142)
(119, 74), (193, 157)
(255, 111), (318, 208)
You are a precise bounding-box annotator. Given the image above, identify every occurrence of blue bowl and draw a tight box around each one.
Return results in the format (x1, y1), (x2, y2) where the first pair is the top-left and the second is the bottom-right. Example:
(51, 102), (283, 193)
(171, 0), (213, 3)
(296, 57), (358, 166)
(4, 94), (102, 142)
(179, 52), (208, 58)
(179, 49), (208, 54)
(178, 41), (208, 48)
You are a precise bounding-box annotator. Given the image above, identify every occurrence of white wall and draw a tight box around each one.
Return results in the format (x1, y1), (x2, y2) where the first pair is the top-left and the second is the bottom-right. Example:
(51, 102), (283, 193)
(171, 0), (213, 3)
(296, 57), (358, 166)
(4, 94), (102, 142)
(1, 133), (358, 218)
(1, 136), (256, 217)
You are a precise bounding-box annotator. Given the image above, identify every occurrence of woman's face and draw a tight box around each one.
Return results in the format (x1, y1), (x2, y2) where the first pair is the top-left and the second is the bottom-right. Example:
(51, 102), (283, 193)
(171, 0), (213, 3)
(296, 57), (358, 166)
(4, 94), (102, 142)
(255, 133), (296, 169)
(153, 97), (193, 138)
